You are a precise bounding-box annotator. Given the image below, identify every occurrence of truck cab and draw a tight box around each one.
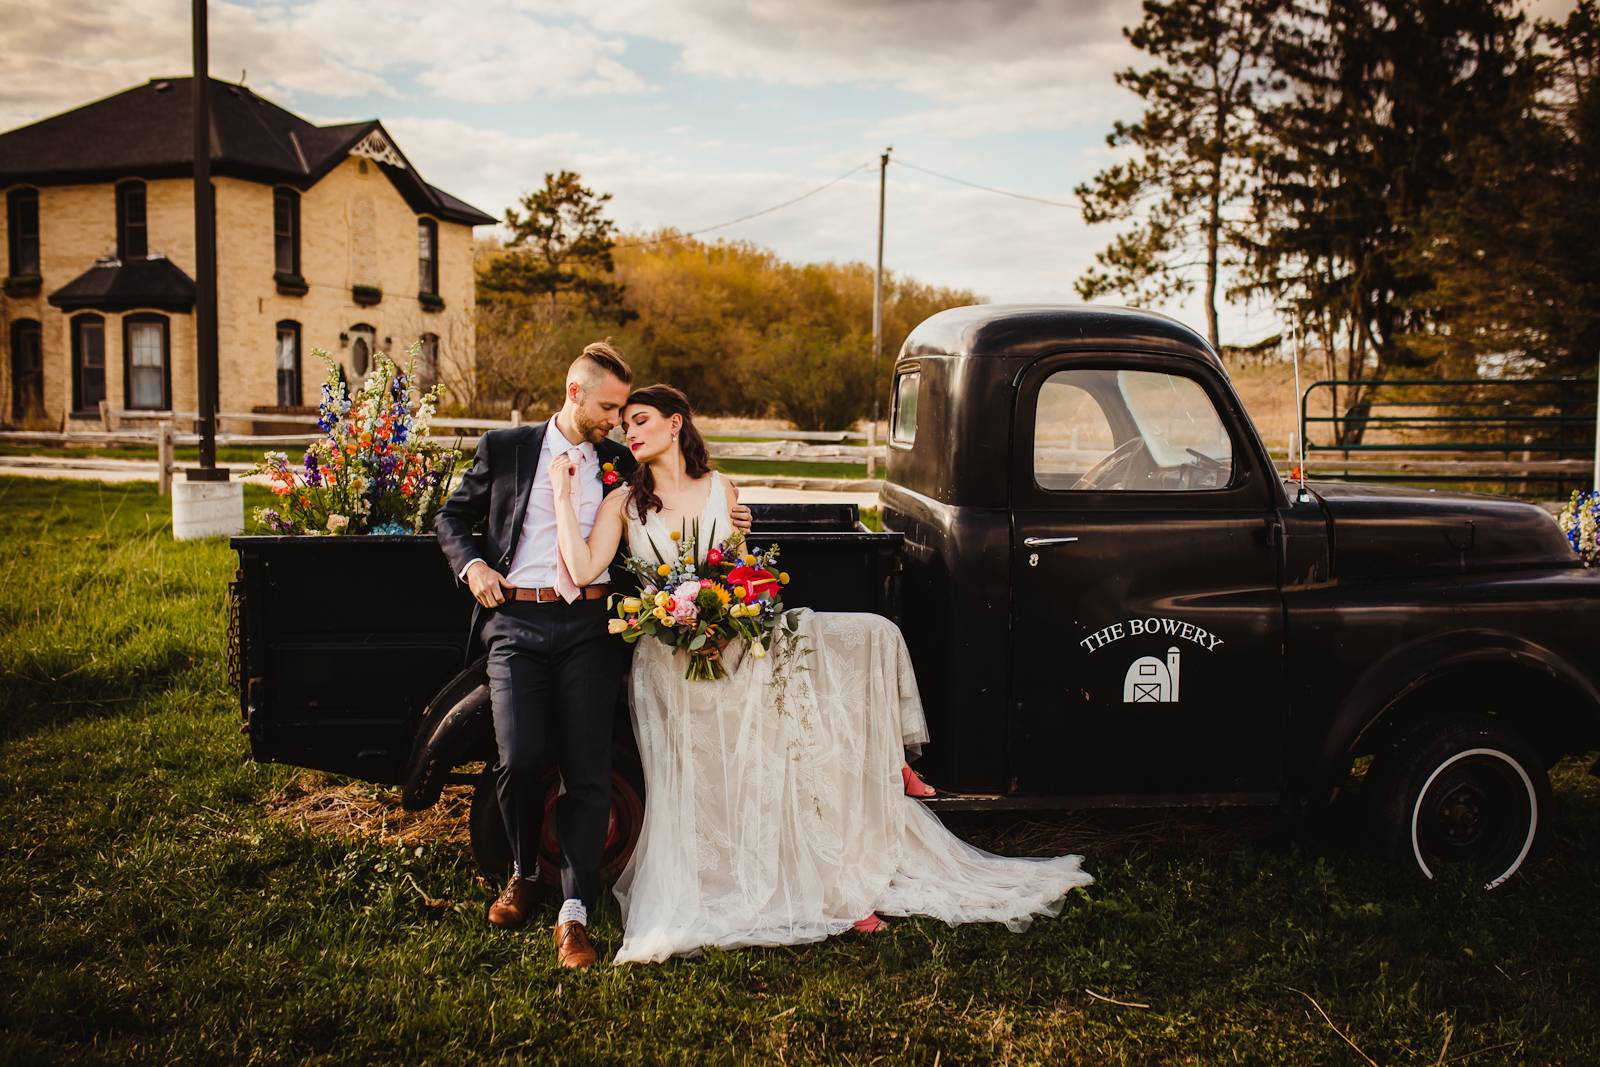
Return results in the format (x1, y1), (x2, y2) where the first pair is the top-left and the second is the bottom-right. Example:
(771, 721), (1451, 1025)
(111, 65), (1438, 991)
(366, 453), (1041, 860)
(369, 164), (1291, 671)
(882, 305), (1600, 887)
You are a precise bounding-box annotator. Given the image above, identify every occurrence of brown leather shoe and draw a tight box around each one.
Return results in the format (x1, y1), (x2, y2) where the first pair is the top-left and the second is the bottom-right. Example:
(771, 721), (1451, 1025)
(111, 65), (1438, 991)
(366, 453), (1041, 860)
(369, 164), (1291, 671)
(487, 877), (536, 930)
(554, 920), (598, 968)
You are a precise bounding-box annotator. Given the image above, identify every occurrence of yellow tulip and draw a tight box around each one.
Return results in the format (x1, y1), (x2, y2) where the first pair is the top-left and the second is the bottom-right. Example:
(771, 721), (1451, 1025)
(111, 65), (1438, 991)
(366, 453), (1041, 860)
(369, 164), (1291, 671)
(750, 642), (768, 659)
(654, 591), (671, 608)
(621, 597), (643, 613)
(607, 618), (628, 635)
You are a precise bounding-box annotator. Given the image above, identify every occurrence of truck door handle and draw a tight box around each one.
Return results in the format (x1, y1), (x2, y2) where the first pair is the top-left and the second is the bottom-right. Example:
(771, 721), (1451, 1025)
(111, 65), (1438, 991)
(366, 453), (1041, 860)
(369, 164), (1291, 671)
(1023, 536), (1079, 547)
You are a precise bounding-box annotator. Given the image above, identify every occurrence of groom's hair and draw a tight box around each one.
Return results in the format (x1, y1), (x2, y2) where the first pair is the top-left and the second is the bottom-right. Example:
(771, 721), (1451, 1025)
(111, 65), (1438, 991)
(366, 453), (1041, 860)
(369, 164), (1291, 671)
(570, 341), (632, 393)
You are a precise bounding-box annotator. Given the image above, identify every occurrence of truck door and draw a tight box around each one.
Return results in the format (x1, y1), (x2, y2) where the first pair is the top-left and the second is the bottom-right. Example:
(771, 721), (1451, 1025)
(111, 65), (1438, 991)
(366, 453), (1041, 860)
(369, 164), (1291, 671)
(1010, 355), (1285, 796)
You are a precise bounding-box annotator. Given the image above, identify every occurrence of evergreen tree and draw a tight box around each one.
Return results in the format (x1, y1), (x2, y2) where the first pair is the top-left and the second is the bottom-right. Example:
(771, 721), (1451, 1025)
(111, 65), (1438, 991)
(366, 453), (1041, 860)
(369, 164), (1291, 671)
(1401, 1), (1600, 381)
(1244, 0), (1526, 443)
(478, 170), (632, 323)
(1075, 0), (1274, 349)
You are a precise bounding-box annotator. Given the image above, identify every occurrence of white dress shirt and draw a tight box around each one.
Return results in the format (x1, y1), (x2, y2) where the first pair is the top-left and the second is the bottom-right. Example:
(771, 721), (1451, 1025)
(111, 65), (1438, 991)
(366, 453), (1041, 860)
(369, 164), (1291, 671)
(460, 416), (606, 588)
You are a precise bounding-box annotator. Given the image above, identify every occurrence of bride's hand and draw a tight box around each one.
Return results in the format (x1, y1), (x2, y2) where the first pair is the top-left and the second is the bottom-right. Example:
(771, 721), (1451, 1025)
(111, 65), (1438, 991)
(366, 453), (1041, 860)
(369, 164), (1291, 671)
(549, 454), (577, 500)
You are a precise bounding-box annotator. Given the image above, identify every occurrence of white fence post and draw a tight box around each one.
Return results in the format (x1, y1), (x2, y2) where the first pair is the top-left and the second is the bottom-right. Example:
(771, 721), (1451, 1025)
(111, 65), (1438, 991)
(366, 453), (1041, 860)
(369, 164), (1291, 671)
(510, 409), (522, 427)
(158, 421), (174, 496)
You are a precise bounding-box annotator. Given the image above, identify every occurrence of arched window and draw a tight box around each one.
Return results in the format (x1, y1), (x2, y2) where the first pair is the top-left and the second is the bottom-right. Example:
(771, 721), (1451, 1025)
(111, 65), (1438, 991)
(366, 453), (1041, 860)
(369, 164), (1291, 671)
(10, 319), (43, 420)
(273, 188), (300, 276)
(417, 332), (440, 392)
(347, 322), (375, 381)
(116, 180), (147, 259)
(71, 313), (106, 414)
(123, 314), (171, 410)
(417, 218), (438, 296)
(276, 321), (302, 406)
(7, 188), (40, 277)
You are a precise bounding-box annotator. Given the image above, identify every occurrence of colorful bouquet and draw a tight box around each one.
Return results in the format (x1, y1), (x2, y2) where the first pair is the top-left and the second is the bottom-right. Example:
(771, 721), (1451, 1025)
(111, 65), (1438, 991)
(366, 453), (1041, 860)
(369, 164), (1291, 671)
(247, 344), (459, 535)
(608, 522), (800, 680)
(1559, 489), (1600, 565)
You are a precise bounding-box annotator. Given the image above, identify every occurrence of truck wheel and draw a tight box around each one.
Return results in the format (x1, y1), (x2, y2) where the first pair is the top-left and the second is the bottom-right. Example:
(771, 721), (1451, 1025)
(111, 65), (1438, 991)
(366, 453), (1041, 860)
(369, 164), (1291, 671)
(467, 750), (647, 885)
(1367, 717), (1549, 890)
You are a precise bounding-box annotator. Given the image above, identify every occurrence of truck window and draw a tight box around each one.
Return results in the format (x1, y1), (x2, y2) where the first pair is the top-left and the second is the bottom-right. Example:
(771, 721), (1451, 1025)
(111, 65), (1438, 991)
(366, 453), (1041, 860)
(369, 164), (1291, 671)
(1034, 368), (1233, 491)
(891, 371), (920, 445)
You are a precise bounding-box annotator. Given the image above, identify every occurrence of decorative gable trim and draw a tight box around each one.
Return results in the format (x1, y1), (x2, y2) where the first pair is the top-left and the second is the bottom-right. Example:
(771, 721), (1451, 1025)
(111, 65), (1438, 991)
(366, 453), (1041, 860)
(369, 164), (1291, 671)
(350, 130), (406, 170)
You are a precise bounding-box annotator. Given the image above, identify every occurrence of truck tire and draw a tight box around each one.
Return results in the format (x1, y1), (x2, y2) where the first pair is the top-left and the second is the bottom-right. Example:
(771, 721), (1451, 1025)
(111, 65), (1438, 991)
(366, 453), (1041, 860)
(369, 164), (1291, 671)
(468, 749), (648, 885)
(1366, 716), (1549, 890)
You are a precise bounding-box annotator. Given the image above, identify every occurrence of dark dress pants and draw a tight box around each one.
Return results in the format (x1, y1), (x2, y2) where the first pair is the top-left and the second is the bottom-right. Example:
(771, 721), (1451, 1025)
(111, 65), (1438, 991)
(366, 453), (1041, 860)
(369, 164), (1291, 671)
(481, 597), (627, 910)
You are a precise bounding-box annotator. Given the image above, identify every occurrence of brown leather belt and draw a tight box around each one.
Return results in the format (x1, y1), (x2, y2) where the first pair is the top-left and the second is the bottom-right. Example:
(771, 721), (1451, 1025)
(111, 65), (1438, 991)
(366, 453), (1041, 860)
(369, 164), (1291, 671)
(504, 584), (610, 603)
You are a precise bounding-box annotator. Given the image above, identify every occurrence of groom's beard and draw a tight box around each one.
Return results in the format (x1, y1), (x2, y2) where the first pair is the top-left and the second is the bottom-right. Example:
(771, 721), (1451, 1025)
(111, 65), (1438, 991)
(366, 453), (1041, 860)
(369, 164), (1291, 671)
(572, 414), (612, 444)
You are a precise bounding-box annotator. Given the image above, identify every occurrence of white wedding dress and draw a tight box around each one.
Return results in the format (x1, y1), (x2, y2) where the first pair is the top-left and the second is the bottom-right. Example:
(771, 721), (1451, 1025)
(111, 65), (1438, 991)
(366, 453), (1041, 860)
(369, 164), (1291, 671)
(612, 472), (1092, 964)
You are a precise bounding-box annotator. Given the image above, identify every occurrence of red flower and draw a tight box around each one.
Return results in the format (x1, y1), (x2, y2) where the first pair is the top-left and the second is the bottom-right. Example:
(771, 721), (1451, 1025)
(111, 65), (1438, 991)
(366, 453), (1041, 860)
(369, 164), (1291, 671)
(602, 470), (620, 486)
(726, 565), (779, 600)
(706, 548), (723, 565)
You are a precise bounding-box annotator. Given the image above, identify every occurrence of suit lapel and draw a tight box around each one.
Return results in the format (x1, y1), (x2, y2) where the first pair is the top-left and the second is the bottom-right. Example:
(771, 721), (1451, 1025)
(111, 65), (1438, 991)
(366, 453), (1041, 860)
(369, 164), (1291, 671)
(507, 422), (546, 555)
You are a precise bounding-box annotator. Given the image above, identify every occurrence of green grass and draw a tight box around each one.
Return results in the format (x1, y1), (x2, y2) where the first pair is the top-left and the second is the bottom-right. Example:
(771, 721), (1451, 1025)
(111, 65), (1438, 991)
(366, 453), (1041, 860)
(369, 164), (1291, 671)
(0, 443), (274, 464)
(0, 444), (870, 481)
(2, 476), (1598, 1064)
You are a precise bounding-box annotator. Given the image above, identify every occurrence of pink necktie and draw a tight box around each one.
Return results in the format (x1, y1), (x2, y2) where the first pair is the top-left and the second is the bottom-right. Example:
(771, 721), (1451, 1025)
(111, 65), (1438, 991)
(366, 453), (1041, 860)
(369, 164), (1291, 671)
(553, 447), (584, 603)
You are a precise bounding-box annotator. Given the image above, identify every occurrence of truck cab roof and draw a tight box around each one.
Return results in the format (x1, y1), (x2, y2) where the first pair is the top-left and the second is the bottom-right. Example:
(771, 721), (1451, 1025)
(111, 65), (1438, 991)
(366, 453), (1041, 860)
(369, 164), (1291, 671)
(901, 304), (1223, 372)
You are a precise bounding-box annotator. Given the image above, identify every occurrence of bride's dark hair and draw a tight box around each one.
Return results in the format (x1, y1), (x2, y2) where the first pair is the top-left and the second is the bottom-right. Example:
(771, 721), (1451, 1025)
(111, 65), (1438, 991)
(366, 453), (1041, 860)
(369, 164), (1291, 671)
(624, 384), (712, 519)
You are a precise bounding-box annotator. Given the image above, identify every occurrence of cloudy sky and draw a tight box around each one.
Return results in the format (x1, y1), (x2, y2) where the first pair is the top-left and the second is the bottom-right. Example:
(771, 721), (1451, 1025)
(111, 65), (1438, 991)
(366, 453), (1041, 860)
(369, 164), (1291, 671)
(0, 0), (1577, 344)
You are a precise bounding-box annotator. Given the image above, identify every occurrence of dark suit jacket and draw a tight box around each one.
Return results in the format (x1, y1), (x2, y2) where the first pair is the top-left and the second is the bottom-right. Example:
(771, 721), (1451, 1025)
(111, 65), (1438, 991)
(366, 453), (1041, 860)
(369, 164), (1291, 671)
(434, 422), (638, 659)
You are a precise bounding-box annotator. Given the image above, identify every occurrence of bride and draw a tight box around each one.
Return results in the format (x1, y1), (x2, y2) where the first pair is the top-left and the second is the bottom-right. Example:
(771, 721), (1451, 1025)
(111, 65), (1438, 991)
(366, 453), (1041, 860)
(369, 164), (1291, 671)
(550, 384), (1092, 964)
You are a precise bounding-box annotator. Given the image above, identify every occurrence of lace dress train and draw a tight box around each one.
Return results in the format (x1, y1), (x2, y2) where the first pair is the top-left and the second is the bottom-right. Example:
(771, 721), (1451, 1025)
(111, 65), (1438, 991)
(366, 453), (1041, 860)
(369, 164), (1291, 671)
(612, 473), (1092, 964)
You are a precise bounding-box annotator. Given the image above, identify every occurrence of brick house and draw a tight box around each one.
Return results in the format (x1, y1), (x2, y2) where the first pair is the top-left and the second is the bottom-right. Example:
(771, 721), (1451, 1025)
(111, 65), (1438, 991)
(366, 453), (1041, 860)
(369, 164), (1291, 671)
(0, 77), (495, 428)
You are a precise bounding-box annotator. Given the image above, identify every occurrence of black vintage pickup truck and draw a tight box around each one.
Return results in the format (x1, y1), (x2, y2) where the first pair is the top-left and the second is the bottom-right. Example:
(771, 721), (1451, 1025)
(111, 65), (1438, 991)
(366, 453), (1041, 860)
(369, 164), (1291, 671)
(231, 304), (1600, 891)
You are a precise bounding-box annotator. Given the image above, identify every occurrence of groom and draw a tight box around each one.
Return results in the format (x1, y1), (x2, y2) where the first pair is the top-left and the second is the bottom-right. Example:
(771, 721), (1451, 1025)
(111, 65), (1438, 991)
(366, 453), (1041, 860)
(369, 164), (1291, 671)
(435, 342), (750, 968)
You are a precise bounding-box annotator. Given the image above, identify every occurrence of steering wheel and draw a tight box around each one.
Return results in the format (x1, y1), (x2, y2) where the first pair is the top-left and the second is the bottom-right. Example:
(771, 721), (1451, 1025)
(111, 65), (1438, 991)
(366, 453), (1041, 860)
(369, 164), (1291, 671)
(1182, 447), (1229, 489)
(1071, 438), (1150, 491)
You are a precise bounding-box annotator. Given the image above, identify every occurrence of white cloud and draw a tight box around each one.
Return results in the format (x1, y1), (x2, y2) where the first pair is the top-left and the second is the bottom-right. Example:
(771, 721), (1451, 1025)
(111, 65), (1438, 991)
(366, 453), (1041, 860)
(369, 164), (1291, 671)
(0, 0), (649, 130)
(565, 0), (1142, 135)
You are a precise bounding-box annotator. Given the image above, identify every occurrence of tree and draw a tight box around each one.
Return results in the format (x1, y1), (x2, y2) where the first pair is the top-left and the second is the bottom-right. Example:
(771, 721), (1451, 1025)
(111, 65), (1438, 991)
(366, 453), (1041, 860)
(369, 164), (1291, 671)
(1400, 1), (1600, 382)
(478, 170), (632, 323)
(1076, 0), (1274, 349)
(1243, 0), (1527, 443)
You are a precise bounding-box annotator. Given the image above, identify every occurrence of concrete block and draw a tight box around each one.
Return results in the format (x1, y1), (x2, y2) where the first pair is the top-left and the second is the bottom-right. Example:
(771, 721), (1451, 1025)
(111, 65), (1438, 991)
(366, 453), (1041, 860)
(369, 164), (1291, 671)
(171, 476), (244, 540)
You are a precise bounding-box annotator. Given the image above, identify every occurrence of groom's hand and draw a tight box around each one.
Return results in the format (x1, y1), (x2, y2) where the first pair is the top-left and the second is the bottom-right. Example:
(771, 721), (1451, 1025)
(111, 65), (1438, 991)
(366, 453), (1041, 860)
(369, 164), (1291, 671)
(731, 502), (753, 532)
(466, 561), (514, 607)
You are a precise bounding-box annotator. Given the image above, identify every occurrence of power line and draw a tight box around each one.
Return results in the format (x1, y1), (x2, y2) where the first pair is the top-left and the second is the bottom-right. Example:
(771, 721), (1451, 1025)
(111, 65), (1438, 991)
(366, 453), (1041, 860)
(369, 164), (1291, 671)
(890, 157), (1075, 208)
(616, 162), (872, 248)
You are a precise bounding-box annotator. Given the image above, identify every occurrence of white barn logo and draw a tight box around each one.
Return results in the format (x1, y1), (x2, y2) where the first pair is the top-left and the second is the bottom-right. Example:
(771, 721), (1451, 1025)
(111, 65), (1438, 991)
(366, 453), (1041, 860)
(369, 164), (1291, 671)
(1124, 647), (1181, 703)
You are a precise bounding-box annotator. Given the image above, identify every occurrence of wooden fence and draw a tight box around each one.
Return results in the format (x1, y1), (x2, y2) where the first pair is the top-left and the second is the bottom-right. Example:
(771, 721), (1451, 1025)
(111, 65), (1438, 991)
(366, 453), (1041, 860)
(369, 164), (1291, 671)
(0, 405), (888, 495)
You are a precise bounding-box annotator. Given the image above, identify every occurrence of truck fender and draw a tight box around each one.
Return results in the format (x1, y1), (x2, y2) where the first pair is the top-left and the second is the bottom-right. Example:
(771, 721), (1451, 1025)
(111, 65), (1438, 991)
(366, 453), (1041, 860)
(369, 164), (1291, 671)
(402, 656), (494, 811)
(1311, 629), (1600, 800)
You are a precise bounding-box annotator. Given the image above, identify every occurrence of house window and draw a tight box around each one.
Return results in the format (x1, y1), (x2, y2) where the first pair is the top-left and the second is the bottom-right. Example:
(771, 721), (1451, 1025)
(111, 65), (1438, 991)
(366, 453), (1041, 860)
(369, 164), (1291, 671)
(116, 180), (147, 259)
(123, 314), (170, 410)
(274, 188), (300, 275)
(71, 314), (106, 413)
(417, 333), (439, 391)
(418, 218), (438, 296)
(7, 188), (40, 277)
(276, 321), (302, 406)
(10, 319), (43, 419)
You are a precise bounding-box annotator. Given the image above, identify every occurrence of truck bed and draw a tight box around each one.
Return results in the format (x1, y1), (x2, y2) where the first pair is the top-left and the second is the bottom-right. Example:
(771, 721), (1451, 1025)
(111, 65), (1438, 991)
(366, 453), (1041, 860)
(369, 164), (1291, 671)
(230, 502), (902, 785)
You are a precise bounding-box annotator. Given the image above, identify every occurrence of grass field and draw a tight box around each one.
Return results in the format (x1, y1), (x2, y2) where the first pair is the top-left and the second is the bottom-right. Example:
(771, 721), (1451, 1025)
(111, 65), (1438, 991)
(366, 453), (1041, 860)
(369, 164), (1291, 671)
(2, 476), (1598, 1064)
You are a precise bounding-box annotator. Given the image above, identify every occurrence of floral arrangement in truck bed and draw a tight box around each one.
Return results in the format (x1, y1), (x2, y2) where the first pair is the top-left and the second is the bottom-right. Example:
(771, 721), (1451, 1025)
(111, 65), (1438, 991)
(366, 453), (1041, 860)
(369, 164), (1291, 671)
(609, 523), (800, 681)
(1559, 489), (1600, 565)
(248, 345), (459, 535)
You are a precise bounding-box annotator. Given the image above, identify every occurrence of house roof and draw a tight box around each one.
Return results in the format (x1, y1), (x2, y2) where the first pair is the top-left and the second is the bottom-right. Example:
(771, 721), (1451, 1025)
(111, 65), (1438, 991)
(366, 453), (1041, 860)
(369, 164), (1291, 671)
(47, 254), (197, 313)
(0, 78), (496, 227)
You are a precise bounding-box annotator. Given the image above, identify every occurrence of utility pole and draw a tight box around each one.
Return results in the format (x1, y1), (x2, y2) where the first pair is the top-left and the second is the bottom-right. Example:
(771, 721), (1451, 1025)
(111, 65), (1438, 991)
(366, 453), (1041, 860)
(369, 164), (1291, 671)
(171, 0), (241, 539)
(189, 0), (224, 482)
(870, 147), (891, 441)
